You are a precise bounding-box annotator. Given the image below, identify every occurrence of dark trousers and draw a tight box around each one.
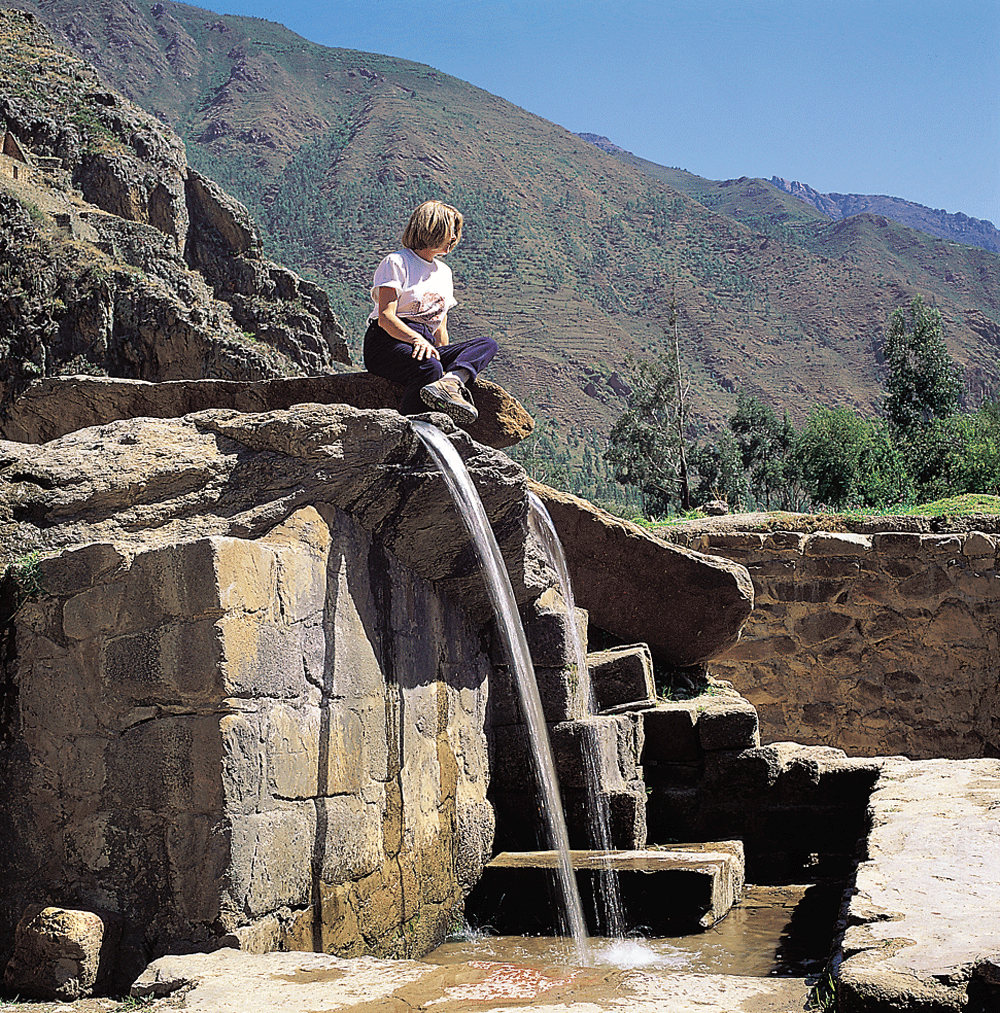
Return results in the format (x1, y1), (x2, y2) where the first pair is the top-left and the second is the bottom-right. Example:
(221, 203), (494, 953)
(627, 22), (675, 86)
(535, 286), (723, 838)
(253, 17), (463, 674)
(363, 320), (499, 415)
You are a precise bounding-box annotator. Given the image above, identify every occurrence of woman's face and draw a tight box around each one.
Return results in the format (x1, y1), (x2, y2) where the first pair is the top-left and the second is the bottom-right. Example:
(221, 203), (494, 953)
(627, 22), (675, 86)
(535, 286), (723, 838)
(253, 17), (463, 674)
(417, 230), (458, 261)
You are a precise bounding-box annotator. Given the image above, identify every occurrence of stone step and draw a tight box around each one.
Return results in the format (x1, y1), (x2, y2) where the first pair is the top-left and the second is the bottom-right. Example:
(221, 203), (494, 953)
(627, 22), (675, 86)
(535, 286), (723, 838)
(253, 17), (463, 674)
(587, 644), (657, 714)
(464, 843), (744, 936)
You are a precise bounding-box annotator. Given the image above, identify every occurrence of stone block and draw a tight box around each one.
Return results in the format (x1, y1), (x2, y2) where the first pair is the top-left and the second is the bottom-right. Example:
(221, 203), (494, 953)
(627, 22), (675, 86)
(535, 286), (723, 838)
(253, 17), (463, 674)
(218, 613), (307, 698)
(108, 715), (225, 813)
(490, 663), (589, 724)
(2, 905), (121, 1001)
(228, 808), (315, 920)
(220, 711), (265, 814)
(795, 610), (853, 645)
(37, 543), (125, 597)
(314, 796), (384, 883)
(63, 581), (126, 640)
(705, 532), (766, 551)
(266, 702), (366, 798)
(641, 703), (700, 764)
(550, 716), (625, 790)
(963, 531), (998, 557)
(810, 556), (863, 579)
(643, 760), (703, 786)
(116, 541), (225, 633)
(519, 589), (589, 669)
(614, 711), (645, 782)
(804, 532), (872, 556)
(897, 565), (953, 600)
(920, 534), (964, 556)
(697, 701), (760, 751)
(588, 644), (656, 712)
(211, 537), (279, 615)
(101, 619), (225, 704)
(765, 531), (806, 552)
(872, 532), (923, 555)
(467, 842), (743, 935)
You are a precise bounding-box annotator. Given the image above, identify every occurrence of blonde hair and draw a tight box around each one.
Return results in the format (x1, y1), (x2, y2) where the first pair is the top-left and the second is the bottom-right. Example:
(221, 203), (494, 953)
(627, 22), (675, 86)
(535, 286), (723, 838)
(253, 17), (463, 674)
(401, 200), (463, 252)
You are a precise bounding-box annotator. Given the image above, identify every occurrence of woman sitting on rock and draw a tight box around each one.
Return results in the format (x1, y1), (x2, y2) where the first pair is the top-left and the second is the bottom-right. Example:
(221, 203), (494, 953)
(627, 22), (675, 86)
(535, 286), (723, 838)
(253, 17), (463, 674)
(363, 200), (498, 425)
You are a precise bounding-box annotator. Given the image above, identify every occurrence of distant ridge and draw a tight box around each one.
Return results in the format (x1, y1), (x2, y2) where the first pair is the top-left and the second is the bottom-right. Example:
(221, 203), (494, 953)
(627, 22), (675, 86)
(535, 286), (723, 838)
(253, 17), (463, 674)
(769, 176), (1000, 255)
(576, 135), (999, 256)
(575, 133), (632, 157)
(7, 1), (998, 453)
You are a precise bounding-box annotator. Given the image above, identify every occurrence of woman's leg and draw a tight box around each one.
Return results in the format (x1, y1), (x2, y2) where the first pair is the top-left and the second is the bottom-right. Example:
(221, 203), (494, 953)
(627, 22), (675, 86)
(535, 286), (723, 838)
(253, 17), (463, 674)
(364, 321), (444, 414)
(438, 336), (499, 383)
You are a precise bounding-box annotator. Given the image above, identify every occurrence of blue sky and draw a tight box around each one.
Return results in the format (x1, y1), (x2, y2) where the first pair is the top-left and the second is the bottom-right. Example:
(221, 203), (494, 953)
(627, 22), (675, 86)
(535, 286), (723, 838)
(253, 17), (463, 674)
(215, 0), (999, 226)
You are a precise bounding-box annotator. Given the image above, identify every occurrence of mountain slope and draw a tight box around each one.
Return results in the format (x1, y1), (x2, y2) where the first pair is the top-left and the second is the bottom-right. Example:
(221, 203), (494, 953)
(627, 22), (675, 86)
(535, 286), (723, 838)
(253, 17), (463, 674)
(9, 0), (1000, 447)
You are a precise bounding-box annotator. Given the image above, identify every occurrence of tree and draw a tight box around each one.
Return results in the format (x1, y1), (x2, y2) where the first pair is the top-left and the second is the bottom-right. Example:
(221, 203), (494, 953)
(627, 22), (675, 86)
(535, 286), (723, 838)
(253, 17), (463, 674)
(727, 393), (799, 509)
(906, 403), (1000, 500)
(604, 356), (683, 517)
(882, 296), (962, 437)
(688, 430), (747, 507)
(666, 295), (693, 510)
(795, 407), (910, 509)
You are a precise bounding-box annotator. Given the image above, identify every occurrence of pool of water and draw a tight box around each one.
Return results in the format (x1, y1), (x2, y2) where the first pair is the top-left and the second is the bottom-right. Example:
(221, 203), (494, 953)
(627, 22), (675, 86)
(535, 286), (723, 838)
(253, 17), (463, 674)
(431, 883), (839, 976)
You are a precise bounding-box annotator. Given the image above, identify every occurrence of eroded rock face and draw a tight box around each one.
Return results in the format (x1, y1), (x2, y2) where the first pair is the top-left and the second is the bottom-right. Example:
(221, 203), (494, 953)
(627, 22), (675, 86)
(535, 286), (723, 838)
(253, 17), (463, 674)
(0, 9), (348, 411)
(0, 373), (535, 450)
(529, 482), (754, 667)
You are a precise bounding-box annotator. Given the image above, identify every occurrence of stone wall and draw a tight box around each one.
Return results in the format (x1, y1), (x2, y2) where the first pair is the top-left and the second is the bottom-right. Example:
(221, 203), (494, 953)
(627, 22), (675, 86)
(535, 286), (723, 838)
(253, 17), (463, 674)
(675, 528), (1000, 759)
(0, 504), (493, 973)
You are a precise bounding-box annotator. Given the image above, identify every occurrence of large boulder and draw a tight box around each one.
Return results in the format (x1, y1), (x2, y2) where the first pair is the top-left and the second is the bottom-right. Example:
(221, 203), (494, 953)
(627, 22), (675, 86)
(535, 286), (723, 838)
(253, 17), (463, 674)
(0, 405), (545, 967)
(3, 906), (124, 1000)
(0, 373), (534, 450)
(528, 482), (754, 666)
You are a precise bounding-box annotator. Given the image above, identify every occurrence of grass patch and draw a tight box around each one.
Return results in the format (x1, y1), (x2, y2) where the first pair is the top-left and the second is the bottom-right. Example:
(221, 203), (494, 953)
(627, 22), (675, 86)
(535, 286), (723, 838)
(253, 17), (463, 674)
(905, 493), (1000, 518)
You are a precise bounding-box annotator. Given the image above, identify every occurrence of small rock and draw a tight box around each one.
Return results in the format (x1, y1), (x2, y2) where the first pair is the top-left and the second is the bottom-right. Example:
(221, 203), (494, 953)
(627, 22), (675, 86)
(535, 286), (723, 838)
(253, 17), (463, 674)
(2, 905), (120, 1001)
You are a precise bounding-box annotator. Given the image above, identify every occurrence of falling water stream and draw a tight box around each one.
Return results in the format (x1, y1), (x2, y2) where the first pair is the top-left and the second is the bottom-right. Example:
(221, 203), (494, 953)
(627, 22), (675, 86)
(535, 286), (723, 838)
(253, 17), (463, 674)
(412, 421), (590, 965)
(526, 491), (626, 939)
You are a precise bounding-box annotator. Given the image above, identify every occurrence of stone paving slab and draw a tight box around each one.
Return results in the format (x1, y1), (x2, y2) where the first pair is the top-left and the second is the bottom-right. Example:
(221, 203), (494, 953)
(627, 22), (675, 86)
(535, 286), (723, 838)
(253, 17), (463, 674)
(838, 757), (1000, 1011)
(133, 949), (811, 1012)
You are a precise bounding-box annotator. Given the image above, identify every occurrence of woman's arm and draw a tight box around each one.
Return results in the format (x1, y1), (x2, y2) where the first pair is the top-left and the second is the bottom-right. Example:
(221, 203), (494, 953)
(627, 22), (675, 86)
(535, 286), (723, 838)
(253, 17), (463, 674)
(377, 286), (440, 361)
(434, 313), (449, 347)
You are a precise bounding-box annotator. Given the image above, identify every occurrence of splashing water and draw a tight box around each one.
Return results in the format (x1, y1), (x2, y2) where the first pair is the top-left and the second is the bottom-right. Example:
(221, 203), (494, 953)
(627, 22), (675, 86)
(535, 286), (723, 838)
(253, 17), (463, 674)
(412, 421), (590, 965)
(526, 491), (626, 939)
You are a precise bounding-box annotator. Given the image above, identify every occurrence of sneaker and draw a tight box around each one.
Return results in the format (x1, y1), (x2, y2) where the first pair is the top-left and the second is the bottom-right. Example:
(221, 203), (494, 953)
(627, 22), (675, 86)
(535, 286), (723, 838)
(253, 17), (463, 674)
(419, 376), (479, 424)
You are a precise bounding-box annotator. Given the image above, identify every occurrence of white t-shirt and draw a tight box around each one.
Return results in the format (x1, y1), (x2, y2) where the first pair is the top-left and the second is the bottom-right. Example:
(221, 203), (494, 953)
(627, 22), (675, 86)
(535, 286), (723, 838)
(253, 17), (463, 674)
(368, 248), (457, 333)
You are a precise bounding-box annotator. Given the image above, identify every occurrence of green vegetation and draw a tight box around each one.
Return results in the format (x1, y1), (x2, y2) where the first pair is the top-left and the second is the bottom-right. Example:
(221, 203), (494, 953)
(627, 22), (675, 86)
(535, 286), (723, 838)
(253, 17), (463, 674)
(607, 303), (1000, 518)
(603, 355), (684, 517)
(0, 550), (47, 626)
(883, 297), (962, 438)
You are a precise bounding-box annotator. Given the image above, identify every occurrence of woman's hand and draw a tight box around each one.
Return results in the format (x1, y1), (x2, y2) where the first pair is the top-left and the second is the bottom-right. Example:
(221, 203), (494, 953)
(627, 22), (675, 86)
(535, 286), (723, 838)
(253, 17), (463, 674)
(377, 286), (441, 359)
(411, 335), (440, 361)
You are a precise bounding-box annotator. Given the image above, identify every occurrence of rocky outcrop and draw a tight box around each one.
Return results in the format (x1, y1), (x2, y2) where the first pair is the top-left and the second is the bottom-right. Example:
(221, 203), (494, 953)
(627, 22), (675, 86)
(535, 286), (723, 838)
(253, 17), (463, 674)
(674, 524), (1000, 758)
(0, 373), (535, 450)
(0, 8), (348, 412)
(183, 168), (347, 374)
(0, 405), (548, 976)
(529, 482), (754, 667)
